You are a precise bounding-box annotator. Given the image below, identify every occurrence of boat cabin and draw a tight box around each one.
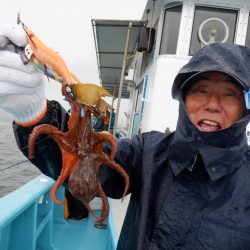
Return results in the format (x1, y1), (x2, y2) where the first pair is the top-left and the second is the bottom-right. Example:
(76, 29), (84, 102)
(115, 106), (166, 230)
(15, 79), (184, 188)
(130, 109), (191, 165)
(93, 0), (250, 138)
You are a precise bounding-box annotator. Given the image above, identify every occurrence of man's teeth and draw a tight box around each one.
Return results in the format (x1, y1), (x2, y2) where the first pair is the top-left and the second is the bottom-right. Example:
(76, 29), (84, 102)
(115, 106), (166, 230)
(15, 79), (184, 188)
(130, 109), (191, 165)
(202, 120), (219, 126)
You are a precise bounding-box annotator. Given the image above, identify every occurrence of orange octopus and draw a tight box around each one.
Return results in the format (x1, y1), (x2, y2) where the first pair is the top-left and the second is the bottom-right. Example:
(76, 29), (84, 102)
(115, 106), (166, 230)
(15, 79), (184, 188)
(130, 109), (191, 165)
(18, 16), (129, 224)
(28, 86), (130, 223)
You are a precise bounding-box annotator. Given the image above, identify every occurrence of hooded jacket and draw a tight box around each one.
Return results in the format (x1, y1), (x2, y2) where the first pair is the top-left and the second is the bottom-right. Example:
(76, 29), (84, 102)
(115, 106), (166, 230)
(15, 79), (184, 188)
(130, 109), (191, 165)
(13, 100), (250, 250)
(13, 43), (250, 249)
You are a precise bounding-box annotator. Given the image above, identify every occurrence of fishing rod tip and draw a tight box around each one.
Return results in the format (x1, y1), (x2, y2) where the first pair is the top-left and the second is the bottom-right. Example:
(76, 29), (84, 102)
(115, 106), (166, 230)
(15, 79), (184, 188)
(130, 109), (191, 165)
(17, 12), (21, 25)
(16, 13), (28, 30)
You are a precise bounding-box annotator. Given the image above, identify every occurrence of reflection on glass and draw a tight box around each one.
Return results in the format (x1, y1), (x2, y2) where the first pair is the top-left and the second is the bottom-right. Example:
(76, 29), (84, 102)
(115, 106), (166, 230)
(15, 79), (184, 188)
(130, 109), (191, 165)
(160, 5), (182, 55)
(190, 6), (237, 55)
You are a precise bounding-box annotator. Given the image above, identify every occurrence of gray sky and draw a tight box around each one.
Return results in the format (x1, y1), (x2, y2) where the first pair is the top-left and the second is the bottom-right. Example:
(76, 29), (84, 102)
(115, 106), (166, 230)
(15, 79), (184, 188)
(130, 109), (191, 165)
(0, 0), (147, 105)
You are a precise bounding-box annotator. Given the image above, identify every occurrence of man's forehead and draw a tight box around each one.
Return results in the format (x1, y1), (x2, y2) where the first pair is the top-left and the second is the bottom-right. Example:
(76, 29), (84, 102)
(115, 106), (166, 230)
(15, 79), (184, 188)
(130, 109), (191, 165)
(192, 72), (242, 87)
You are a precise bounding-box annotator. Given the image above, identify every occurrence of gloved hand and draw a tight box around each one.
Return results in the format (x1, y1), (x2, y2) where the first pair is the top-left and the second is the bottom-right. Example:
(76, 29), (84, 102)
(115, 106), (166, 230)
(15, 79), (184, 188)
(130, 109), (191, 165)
(0, 24), (46, 126)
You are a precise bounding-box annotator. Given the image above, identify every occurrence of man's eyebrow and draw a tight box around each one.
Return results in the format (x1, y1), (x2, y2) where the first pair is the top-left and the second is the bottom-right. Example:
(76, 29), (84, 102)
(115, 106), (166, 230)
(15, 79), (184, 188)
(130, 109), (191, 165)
(225, 79), (237, 84)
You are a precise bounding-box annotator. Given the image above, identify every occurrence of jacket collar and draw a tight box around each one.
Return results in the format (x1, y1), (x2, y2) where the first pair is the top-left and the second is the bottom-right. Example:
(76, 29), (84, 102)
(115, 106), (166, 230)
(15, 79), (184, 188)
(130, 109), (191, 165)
(169, 103), (250, 181)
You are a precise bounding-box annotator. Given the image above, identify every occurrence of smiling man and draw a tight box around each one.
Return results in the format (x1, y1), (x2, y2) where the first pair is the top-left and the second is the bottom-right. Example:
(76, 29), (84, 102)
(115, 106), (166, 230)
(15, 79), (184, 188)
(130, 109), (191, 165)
(184, 72), (245, 132)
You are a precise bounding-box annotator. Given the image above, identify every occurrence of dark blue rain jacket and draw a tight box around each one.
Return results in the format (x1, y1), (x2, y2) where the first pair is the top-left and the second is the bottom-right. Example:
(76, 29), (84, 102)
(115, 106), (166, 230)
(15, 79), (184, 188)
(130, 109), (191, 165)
(13, 100), (250, 250)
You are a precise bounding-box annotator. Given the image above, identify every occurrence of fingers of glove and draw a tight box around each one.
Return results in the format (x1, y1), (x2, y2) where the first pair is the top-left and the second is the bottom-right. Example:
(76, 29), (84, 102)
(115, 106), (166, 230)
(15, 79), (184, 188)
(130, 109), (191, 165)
(0, 81), (40, 95)
(0, 50), (37, 74)
(0, 82), (44, 108)
(0, 83), (46, 123)
(0, 67), (44, 89)
(0, 24), (27, 48)
(0, 65), (44, 91)
(0, 94), (30, 109)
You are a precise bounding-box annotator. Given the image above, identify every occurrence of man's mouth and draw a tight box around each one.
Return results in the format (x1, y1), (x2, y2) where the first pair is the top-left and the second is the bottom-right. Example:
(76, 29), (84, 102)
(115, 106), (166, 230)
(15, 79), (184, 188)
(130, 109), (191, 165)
(197, 119), (221, 132)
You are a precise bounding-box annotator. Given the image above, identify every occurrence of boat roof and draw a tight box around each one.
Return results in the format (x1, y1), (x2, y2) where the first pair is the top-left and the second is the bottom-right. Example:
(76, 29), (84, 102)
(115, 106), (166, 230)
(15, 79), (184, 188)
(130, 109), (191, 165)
(92, 19), (145, 99)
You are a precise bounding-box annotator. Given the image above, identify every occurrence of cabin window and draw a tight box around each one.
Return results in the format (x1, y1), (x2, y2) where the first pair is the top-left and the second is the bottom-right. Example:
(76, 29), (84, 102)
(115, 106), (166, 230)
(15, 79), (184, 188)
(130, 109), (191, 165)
(189, 6), (237, 55)
(159, 4), (182, 55)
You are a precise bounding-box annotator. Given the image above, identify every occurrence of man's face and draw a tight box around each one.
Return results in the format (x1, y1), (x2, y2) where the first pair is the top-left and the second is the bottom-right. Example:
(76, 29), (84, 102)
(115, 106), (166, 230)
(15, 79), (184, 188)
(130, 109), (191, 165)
(184, 72), (245, 132)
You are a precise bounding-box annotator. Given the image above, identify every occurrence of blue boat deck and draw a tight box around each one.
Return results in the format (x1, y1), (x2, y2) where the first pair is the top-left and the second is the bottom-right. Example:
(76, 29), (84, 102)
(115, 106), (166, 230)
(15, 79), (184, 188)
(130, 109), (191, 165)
(52, 212), (115, 250)
(0, 175), (117, 250)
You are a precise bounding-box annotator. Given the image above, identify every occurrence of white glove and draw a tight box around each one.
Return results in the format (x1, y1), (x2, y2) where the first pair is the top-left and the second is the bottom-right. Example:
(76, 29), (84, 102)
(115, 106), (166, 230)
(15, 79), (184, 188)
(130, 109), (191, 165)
(0, 24), (46, 125)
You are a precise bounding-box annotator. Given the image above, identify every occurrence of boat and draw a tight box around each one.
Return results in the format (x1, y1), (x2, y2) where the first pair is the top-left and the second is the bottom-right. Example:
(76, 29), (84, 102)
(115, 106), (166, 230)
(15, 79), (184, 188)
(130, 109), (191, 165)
(0, 175), (118, 250)
(2, 0), (250, 249)
(92, 0), (250, 140)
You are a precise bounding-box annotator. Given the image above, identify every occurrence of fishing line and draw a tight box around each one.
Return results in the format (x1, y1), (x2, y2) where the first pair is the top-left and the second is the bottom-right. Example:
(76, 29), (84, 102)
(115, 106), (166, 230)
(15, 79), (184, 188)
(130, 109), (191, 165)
(0, 159), (29, 173)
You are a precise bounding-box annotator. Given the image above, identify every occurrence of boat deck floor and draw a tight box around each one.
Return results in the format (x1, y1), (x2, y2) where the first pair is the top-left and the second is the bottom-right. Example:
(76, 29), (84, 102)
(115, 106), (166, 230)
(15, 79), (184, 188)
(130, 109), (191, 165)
(52, 213), (111, 250)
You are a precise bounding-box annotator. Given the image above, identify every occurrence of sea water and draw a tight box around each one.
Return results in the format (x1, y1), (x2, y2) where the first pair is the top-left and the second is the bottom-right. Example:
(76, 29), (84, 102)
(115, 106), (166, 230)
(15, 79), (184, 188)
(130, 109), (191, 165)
(0, 110), (40, 197)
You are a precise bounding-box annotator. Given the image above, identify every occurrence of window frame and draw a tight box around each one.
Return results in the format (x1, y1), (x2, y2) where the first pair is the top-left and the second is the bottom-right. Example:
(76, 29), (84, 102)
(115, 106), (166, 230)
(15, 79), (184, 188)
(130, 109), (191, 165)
(159, 3), (183, 55)
(189, 5), (239, 55)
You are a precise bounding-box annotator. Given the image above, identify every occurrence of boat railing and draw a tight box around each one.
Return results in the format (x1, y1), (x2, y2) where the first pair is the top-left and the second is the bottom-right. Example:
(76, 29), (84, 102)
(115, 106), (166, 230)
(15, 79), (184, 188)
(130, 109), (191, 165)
(0, 174), (118, 250)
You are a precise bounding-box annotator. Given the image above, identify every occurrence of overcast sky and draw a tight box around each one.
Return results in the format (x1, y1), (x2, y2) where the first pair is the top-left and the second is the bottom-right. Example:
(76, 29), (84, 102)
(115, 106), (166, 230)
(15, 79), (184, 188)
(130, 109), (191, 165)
(0, 0), (147, 106)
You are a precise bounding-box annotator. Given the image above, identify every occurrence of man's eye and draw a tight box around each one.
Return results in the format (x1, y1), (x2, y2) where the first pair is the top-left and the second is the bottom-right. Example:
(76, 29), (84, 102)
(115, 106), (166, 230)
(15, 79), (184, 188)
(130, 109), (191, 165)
(199, 89), (207, 93)
(224, 92), (236, 97)
(194, 88), (207, 94)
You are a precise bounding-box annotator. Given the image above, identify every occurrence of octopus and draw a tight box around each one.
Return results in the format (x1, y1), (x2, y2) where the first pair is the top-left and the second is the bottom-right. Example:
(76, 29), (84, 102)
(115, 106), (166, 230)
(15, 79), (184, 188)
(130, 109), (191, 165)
(28, 85), (130, 223)
(18, 15), (129, 224)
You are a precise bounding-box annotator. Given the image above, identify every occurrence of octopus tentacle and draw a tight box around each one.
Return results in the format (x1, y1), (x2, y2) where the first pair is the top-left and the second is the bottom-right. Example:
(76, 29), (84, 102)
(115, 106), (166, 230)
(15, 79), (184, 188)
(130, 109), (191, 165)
(97, 154), (130, 201)
(28, 124), (78, 159)
(62, 86), (82, 131)
(96, 181), (110, 223)
(82, 202), (99, 221)
(67, 102), (81, 131)
(29, 124), (79, 204)
(50, 149), (78, 204)
(28, 124), (63, 159)
(96, 132), (118, 160)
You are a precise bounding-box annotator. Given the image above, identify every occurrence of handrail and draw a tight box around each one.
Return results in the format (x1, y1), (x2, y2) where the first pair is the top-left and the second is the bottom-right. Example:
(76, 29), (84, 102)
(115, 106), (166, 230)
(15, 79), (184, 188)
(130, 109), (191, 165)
(0, 175), (54, 250)
(0, 175), (54, 229)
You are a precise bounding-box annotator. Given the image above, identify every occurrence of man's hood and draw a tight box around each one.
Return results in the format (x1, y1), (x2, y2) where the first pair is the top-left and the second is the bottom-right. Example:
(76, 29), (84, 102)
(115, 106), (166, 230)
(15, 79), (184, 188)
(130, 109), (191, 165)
(169, 103), (250, 181)
(172, 43), (250, 101)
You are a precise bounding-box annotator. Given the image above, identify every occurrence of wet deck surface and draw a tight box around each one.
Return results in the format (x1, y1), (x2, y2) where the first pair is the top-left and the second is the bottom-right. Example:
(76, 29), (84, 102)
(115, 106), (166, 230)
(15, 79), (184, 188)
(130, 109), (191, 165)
(111, 196), (130, 234)
(52, 213), (111, 250)
(51, 196), (130, 250)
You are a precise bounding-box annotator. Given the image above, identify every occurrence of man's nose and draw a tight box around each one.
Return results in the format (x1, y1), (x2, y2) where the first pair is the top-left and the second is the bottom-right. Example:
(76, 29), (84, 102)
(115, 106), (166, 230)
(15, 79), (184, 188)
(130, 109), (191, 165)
(204, 93), (222, 112)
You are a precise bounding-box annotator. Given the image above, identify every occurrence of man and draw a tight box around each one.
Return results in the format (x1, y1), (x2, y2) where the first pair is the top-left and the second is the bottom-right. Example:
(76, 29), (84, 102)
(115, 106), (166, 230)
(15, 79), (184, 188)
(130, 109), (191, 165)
(93, 113), (105, 132)
(103, 110), (110, 131)
(1, 24), (250, 249)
